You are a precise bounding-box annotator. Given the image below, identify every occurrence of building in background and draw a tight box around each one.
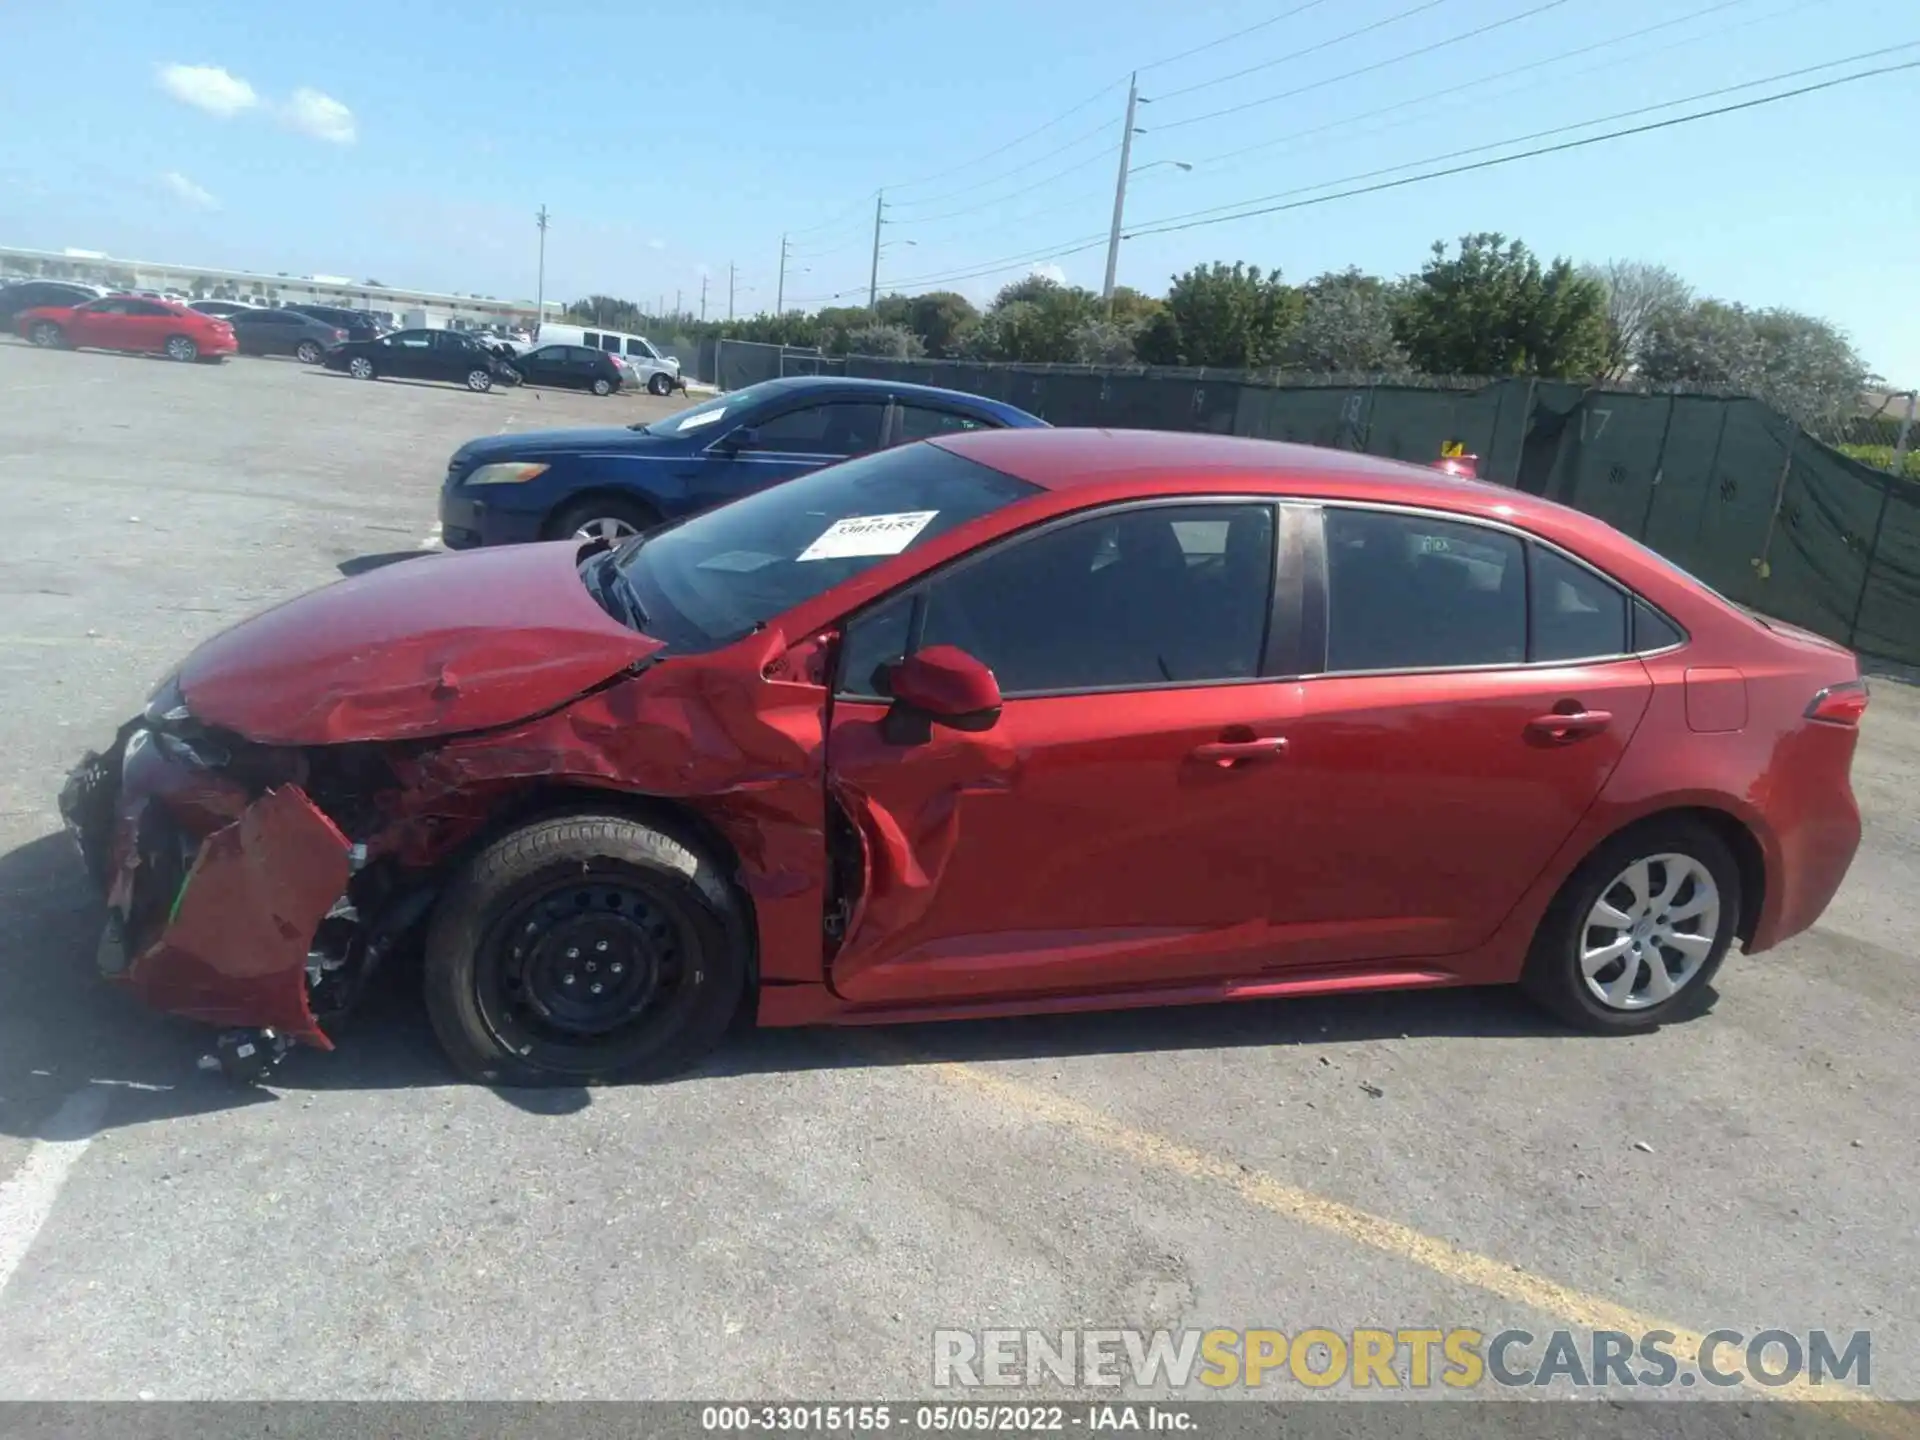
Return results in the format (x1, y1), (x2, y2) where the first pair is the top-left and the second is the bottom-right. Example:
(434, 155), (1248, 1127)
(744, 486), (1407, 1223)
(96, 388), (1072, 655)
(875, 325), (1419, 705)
(0, 244), (561, 331)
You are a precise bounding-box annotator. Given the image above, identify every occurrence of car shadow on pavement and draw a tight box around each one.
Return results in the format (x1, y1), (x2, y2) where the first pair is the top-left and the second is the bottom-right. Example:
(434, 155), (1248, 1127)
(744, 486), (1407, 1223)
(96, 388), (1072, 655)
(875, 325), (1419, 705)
(0, 826), (1628, 1139)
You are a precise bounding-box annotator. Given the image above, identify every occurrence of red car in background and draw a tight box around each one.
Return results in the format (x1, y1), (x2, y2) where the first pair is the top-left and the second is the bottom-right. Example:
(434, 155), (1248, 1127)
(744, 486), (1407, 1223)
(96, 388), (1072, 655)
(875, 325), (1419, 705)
(17, 294), (236, 362)
(58, 429), (1866, 1085)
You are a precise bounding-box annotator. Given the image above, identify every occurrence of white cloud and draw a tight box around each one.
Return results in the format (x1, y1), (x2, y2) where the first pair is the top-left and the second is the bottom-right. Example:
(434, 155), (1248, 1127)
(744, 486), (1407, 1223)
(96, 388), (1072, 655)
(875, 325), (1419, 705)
(647, 238), (667, 251)
(1030, 262), (1067, 284)
(160, 171), (218, 209)
(283, 87), (356, 144)
(158, 63), (258, 117)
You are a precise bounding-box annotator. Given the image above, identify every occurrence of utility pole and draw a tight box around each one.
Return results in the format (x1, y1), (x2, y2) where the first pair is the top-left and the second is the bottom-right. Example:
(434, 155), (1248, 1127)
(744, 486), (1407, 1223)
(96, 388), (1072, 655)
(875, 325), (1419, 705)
(1102, 76), (1139, 313)
(867, 191), (885, 311)
(700, 273), (708, 321)
(728, 262), (737, 322)
(776, 233), (790, 316)
(675, 287), (682, 320)
(534, 204), (550, 337)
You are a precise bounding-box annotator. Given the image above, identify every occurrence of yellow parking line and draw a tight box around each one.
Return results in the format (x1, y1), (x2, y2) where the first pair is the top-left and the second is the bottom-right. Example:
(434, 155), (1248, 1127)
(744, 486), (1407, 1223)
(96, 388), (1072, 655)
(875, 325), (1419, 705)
(907, 1053), (1914, 1432)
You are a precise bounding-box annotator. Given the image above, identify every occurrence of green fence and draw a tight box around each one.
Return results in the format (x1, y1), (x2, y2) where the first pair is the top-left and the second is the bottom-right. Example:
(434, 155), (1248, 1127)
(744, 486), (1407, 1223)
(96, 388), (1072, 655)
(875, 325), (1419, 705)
(842, 360), (1920, 667)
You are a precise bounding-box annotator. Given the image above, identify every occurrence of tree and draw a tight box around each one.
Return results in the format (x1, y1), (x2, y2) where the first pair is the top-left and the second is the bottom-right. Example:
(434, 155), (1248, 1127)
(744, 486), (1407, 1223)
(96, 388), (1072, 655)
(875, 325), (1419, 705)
(841, 323), (925, 359)
(1395, 233), (1608, 379)
(903, 291), (979, 357)
(1135, 262), (1301, 369)
(963, 277), (1101, 362)
(1071, 319), (1138, 366)
(1282, 269), (1408, 374)
(1581, 259), (1691, 380)
(1640, 300), (1871, 430)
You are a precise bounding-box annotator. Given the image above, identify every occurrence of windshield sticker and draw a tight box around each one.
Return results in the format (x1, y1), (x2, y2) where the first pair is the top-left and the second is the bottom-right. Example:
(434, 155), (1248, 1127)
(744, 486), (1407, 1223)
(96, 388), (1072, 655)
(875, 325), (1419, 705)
(798, 510), (939, 562)
(697, 550), (782, 574)
(675, 406), (728, 432)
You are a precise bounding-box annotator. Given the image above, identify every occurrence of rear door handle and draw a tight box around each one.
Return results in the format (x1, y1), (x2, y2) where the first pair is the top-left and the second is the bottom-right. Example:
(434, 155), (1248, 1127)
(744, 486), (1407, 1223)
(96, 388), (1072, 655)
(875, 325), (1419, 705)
(1191, 737), (1288, 766)
(1526, 709), (1613, 743)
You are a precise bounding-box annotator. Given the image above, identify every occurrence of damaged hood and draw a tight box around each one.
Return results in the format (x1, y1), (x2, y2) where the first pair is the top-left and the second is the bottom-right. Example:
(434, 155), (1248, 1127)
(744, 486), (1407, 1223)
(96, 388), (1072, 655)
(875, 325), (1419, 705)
(179, 543), (664, 745)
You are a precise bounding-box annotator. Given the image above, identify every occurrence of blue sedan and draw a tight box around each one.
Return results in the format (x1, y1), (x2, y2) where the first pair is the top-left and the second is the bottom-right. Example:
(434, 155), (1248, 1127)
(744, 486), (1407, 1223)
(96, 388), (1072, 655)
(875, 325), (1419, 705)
(439, 375), (1047, 548)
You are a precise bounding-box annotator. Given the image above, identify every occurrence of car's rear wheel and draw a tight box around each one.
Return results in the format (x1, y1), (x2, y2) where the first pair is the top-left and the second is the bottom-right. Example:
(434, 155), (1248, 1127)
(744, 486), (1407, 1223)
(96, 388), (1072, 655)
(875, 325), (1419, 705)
(348, 356), (376, 380)
(28, 322), (68, 349)
(466, 367), (494, 393)
(423, 813), (750, 1085)
(295, 340), (322, 364)
(647, 372), (673, 396)
(549, 495), (659, 545)
(1520, 818), (1740, 1032)
(164, 335), (199, 362)
(591, 376), (612, 397)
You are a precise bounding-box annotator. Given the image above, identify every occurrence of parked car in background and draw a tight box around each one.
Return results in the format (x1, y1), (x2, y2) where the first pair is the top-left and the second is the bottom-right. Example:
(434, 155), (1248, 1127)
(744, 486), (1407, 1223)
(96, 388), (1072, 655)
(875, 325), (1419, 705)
(536, 323), (682, 395)
(1, 280), (106, 328)
(58, 428), (1868, 1084)
(440, 375), (1045, 547)
(17, 295), (236, 361)
(510, 343), (625, 396)
(189, 299), (261, 319)
(227, 307), (348, 363)
(323, 327), (520, 392)
(285, 303), (385, 342)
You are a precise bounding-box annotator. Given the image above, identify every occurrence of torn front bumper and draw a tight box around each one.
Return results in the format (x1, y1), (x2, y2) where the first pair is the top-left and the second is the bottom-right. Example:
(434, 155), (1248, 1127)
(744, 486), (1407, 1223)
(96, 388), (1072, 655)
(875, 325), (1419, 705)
(58, 724), (353, 1048)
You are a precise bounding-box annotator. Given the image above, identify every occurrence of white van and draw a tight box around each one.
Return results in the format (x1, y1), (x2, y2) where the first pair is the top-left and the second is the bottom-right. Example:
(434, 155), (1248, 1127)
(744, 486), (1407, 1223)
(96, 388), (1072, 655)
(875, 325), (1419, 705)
(535, 323), (683, 394)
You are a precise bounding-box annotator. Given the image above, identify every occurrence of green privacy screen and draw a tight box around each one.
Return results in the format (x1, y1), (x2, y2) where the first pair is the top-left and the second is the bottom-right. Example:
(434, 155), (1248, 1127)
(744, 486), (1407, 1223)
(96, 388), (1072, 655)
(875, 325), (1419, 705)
(842, 359), (1918, 666)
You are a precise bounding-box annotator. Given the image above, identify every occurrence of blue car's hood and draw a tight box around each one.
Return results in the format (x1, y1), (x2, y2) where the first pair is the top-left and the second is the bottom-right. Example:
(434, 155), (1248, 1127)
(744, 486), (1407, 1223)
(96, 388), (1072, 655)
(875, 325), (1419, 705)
(455, 426), (665, 465)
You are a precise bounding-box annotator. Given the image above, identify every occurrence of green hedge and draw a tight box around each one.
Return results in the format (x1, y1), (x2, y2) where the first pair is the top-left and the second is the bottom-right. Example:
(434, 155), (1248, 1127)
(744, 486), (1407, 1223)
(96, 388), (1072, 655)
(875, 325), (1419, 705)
(1836, 443), (1920, 480)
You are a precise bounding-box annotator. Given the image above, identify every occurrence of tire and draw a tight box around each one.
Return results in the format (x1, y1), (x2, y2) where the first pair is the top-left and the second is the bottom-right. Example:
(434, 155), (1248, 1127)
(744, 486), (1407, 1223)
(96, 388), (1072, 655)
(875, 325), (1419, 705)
(28, 322), (66, 348)
(548, 494), (660, 545)
(466, 367), (494, 393)
(423, 813), (750, 1085)
(591, 376), (612, 397)
(348, 355), (376, 380)
(647, 372), (672, 396)
(295, 340), (322, 364)
(164, 335), (199, 362)
(1519, 817), (1741, 1033)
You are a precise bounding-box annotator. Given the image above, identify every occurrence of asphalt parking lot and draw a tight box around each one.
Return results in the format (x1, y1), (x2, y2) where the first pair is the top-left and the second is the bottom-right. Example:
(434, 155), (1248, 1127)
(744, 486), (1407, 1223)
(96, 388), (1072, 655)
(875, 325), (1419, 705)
(0, 338), (1916, 1420)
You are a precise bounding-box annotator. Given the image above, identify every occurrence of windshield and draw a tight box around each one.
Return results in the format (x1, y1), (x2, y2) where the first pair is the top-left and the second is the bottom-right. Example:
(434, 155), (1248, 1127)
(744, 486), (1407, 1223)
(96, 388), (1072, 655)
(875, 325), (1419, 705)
(633, 380), (784, 435)
(614, 443), (1037, 650)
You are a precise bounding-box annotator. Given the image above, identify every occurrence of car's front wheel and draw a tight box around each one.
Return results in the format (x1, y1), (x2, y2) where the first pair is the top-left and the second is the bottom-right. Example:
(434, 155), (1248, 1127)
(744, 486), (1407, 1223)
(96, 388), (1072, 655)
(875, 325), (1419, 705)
(647, 372), (673, 396)
(164, 335), (199, 362)
(348, 356), (376, 380)
(295, 340), (323, 364)
(423, 813), (751, 1085)
(466, 367), (494, 393)
(549, 495), (659, 545)
(1520, 818), (1740, 1031)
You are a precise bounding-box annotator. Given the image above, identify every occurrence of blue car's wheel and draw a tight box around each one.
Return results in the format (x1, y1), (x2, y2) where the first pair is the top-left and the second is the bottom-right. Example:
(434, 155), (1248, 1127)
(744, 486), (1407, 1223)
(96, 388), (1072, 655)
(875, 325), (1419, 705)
(548, 496), (659, 545)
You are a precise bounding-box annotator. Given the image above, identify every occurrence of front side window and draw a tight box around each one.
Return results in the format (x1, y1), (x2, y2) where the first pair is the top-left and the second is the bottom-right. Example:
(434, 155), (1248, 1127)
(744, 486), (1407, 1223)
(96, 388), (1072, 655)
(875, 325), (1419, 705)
(839, 503), (1277, 698)
(614, 442), (1038, 652)
(749, 401), (886, 456)
(1325, 508), (1525, 672)
(1531, 545), (1629, 662)
(896, 404), (991, 443)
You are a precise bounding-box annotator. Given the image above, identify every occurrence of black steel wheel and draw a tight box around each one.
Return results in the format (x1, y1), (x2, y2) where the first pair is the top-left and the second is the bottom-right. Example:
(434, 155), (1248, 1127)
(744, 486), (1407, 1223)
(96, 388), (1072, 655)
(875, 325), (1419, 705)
(424, 813), (750, 1084)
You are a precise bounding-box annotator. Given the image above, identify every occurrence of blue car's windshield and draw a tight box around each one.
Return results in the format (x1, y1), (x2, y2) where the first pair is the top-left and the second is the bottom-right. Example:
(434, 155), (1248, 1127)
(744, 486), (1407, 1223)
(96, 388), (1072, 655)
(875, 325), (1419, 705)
(612, 443), (1037, 650)
(631, 381), (784, 436)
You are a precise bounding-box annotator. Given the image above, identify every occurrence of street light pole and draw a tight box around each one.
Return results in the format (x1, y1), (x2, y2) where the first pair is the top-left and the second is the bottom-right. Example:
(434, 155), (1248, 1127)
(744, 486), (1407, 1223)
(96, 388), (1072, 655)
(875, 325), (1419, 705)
(777, 233), (790, 315)
(1102, 75), (1139, 313)
(868, 191), (885, 311)
(534, 204), (549, 337)
(729, 262), (737, 322)
(700, 273), (708, 322)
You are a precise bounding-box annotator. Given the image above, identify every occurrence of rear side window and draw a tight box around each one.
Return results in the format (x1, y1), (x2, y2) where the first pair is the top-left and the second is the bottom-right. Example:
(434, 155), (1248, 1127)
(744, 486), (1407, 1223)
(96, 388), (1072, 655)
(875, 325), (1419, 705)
(1325, 509), (1525, 671)
(898, 404), (991, 442)
(600, 334), (622, 352)
(582, 331), (601, 347)
(1633, 599), (1685, 652)
(1530, 545), (1629, 661)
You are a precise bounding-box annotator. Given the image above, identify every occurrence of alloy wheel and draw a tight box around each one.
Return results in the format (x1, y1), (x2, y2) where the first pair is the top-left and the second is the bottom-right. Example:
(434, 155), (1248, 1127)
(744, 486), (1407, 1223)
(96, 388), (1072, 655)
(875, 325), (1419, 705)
(296, 341), (321, 363)
(348, 357), (374, 380)
(467, 368), (493, 392)
(166, 336), (198, 362)
(1579, 853), (1721, 1010)
(572, 516), (639, 543)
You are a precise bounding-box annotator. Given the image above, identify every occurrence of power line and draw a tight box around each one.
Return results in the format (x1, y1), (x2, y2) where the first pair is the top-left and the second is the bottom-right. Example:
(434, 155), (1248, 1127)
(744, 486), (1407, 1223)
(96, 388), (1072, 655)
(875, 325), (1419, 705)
(1181, 0), (1773, 173)
(892, 145), (1122, 227)
(883, 78), (1127, 193)
(1136, 0), (1337, 73)
(1157, 0), (1575, 129)
(784, 191), (882, 241)
(888, 116), (1119, 212)
(786, 227), (1115, 303)
(1151, 0), (1455, 103)
(1124, 56), (1920, 241)
(1129, 42), (1917, 234)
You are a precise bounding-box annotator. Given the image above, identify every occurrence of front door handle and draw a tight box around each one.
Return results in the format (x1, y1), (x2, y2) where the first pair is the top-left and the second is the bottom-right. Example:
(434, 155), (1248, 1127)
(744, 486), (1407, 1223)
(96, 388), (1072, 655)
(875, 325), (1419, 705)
(1525, 709), (1613, 743)
(1191, 737), (1288, 766)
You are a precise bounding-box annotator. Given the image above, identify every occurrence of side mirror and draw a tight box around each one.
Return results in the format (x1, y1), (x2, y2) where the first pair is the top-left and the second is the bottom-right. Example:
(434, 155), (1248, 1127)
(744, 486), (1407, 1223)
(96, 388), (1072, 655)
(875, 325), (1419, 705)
(883, 645), (1002, 742)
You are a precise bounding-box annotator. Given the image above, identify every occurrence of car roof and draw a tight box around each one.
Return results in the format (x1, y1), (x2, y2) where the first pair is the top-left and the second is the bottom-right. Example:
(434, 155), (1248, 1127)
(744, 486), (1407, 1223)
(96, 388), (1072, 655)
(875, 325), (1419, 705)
(929, 426), (1605, 540)
(743, 374), (1038, 417)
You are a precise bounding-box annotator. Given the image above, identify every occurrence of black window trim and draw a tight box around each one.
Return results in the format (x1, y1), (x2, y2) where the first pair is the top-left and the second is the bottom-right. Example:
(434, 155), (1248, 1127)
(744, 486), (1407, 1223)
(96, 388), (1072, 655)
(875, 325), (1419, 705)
(1300, 499), (1690, 680)
(829, 494), (1307, 702)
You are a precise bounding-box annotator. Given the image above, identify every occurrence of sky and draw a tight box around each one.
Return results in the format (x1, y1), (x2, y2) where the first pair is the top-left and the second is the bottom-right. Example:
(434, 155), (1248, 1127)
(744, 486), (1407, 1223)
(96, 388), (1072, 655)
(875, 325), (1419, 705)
(3, 0), (1917, 382)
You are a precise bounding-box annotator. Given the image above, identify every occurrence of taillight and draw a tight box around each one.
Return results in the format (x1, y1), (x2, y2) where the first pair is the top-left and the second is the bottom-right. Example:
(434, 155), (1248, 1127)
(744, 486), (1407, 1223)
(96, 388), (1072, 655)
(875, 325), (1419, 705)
(1806, 680), (1869, 727)
(333, 329), (347, 341)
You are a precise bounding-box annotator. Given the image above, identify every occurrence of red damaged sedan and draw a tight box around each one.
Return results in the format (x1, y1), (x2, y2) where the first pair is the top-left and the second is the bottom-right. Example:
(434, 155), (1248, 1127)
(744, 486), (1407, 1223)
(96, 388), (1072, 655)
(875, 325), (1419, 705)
(59, 429), (1866, 1084)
